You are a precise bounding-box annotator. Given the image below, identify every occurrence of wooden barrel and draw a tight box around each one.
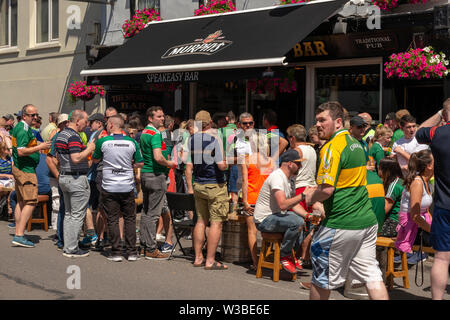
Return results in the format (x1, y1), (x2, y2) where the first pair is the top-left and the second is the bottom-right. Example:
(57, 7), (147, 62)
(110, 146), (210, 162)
(221, 217), (252, 263)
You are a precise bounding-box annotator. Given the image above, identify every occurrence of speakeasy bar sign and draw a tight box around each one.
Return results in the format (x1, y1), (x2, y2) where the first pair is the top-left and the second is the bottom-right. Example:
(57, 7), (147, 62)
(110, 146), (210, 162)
(161, 30), (233, 59)
(146, 71), (199, 83)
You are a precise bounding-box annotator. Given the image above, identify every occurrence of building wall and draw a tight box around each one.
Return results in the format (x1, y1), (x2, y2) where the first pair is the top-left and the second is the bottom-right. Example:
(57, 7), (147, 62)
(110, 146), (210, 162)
(0, 1), (103, 126)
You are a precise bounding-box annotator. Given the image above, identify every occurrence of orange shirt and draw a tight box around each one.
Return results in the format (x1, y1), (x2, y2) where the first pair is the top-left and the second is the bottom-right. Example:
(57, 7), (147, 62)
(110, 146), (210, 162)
(246, 154), (273, 205)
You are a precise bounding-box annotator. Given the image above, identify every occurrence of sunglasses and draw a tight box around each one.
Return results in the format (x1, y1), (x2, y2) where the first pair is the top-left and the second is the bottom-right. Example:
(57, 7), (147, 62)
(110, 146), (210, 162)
(241, 121), (254, 126)
(26, 113), (39, 118)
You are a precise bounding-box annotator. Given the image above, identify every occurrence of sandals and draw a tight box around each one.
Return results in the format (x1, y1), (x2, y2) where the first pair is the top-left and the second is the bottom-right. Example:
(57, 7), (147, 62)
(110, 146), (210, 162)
(193, 261), (205, 267)
(204, 261), (228, 270)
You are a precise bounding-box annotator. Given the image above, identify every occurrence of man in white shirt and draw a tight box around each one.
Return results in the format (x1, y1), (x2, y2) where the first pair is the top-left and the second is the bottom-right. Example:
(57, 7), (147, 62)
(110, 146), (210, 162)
(254, 149), (309, 274)
(391, 114), (429, 177)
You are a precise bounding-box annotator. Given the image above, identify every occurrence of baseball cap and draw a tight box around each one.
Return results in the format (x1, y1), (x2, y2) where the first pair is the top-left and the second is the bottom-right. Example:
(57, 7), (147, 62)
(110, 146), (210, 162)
(14, 111), (22, 117)
(57, 113), (69, 126)
(350, 116), (367, 128)
(195, 110), (212, 124)
(2, 114), (14, 121)
(279, 149), (305, 164)
(88, 113), (105, 123)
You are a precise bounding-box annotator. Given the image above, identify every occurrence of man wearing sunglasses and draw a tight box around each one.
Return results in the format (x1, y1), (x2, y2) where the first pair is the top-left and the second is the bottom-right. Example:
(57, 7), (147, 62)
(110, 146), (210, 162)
(10, 104), (51, 248)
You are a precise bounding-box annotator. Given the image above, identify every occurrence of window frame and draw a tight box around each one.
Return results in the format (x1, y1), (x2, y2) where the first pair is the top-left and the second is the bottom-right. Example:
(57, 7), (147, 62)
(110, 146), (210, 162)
(0, 0), (17, 48)
(35, 0), (59, 45)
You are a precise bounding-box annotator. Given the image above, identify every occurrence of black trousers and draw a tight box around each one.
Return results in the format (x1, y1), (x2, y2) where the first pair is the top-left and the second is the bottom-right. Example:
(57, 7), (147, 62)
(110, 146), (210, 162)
(101, 189), (136, 256)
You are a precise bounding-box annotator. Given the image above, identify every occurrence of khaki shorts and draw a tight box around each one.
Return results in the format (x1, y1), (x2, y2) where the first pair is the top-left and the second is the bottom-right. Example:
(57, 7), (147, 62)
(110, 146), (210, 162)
(193, 183), (228, 223)
(12, 166), (38, 206)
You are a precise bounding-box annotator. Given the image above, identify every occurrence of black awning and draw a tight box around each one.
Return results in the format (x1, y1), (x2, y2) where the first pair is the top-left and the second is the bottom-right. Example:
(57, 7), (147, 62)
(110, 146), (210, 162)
(81, 1), (347, 83)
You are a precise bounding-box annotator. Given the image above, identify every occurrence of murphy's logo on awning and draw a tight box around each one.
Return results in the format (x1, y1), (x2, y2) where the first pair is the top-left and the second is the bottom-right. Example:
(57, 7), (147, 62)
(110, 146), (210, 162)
(161, 30), (232, 59)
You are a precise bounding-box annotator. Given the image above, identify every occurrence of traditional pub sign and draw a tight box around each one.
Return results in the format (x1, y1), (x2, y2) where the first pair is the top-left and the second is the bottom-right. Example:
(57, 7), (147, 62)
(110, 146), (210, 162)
(105, 90), (162, 112)
(288, 30), (399, 62)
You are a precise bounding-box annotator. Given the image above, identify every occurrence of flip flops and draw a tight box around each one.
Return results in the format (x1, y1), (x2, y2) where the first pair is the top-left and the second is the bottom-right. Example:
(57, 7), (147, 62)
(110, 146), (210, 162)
(193, 261), (205, 267)
(204, 261), (228, 270)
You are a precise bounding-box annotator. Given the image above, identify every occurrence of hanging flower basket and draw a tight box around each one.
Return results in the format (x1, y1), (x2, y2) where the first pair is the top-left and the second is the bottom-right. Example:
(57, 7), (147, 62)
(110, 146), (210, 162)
(370, 0), (428, 11)
(67, 81), (105, 103)
(194, 0), (236, 16)
(122, 8), (161, 39)
(384, 46), (449, 80)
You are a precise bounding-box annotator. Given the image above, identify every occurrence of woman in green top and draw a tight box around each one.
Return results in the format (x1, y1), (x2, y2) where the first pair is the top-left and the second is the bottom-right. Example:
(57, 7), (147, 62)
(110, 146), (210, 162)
(368, 126), (392, 173)
(378, 157), (404, 237)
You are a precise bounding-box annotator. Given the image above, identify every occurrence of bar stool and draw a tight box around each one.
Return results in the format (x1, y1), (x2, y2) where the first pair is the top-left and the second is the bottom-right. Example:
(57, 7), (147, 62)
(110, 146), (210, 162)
(256, 232), (297, 282)
(376, 237), (409, 290)
(27, 195), (49, 232)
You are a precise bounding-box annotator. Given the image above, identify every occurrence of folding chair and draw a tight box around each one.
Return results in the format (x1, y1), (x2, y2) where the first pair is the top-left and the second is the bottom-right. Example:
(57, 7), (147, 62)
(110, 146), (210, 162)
(165, 192), (196, 258)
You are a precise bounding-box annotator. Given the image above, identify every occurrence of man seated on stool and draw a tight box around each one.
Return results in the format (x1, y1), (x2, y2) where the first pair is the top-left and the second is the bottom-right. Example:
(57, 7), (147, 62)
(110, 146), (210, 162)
(254, 149), (317, 274)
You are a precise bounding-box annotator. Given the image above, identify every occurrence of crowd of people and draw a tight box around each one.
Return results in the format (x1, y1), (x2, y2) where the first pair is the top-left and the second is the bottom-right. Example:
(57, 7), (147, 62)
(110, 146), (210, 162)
(0, 98), (449, 300)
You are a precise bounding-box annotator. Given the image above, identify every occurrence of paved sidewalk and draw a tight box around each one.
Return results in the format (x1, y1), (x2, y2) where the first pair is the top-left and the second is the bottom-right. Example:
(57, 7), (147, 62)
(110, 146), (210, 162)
(0, 221), (448, 300)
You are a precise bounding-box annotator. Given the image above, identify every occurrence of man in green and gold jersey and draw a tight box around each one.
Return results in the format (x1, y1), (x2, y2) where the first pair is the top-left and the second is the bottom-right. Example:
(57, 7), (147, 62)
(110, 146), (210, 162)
(11, 104), (51, 248)
(304, 101), (388, 300)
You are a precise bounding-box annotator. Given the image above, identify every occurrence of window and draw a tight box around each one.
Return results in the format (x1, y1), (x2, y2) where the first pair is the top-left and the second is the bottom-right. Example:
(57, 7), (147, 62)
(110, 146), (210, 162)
(36, 0), (58, 43)
(136, 0), (160, 11)
(0, 0), (17, 47)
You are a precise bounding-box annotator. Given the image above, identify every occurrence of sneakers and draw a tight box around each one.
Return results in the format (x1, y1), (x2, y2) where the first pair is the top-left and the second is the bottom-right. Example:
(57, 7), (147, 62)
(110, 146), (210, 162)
(8, 222), (16, 229)
(127, 255), (141, 262)
(408, 251), (428, 265)
(280, 256), (297, 274)
(156, 233), (166, 242)
(293, 256), (303, 271)
(159, 242), (174, 253)
(12, 235), (35, 248)
(62, 249), (89, 258)
(393, 251), (428, 265)
(139, 247), (146, 256)
(107, 255), (123, 262)
(145, 248), (169, 260)
(94, 239), (105, 251)
(393, 252), (415, 264)
(80, 234), (98, 247)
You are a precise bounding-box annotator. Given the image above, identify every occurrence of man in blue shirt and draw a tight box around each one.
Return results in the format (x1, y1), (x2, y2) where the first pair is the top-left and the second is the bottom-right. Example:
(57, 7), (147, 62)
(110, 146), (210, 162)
(416, 98), (450, 300)
(185, 110), (228, 270)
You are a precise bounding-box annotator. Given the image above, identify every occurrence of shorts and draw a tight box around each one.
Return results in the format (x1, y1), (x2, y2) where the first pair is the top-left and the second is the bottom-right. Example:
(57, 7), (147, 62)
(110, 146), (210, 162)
(12, 166), (38, 206)
(430, 205), (450, 251)
(295, 187), (313, 213)
(89, 180), (99, 210)
(227, 165), (239, 193)
(311, 224), (383, 290)
(193, 183), (228, 223)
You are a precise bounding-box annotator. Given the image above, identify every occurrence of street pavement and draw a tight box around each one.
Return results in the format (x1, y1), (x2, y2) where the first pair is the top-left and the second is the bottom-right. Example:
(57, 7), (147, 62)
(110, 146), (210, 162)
(0, 220), (448, 300)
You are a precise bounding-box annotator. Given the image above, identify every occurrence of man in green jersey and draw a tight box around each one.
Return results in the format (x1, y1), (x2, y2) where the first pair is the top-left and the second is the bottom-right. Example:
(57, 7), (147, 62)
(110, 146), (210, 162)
(139, 106), (175, 260)
(11, 104), (51, 248)
(304, 101), (388, 300)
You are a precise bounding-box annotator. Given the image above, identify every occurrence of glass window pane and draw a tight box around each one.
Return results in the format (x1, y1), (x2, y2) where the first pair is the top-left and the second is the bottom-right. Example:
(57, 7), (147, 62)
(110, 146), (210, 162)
(315, 65), (380, 119)
(37, 0), (49, 43)
(51, 0), (58, 39)
(0, 0), (7, 46)
(10, 0), (17, 46)
(138, 0), (159, 10)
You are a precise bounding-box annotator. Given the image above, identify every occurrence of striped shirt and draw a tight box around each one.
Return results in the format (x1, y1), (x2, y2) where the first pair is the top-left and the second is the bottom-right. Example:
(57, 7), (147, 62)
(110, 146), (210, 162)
(0, 156), (13, 176)
(55, 127), (89, 173)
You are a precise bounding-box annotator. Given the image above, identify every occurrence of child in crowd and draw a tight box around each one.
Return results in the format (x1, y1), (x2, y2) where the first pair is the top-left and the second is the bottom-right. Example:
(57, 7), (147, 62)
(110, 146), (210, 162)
(369, 126), (393, 173)
(378, 157), (403, 237)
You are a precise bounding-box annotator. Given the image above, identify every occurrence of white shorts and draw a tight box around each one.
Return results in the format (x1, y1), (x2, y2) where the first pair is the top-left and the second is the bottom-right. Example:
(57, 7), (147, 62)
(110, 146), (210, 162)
(310, 224), (383, 290)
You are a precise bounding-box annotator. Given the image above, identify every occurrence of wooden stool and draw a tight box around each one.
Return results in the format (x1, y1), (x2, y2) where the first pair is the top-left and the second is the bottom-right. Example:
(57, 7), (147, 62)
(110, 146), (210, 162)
(376, 237), (409, 290)
(256, 232), (297, 282)
(27, 195), (49, 232)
